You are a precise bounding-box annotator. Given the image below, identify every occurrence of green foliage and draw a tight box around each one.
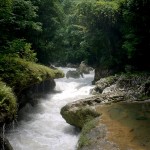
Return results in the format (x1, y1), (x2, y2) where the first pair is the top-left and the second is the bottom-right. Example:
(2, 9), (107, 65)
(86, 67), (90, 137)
(28, 0), (64, 64)
(58, 0), (150, 71)
(74, 0), (123, 68)
(12, 0), (42, 31)
(121, 0), (150, 70)
(5, 39), (37, 62)
(1, 0), (150, 72)
(0, 0), (13, 48)
(0, 0), (42, 51)
(0, 0), (12, 18)
(0, 80), (17, 123)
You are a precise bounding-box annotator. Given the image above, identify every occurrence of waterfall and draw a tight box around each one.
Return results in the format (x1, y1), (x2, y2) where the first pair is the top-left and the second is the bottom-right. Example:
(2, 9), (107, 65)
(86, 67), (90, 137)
(6, 67), (94, 150)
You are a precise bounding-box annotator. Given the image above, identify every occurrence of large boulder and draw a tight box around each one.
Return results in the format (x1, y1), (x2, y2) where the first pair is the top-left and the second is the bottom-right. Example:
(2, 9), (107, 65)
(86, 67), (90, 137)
(60, 97), (100, 128)
(66, 70), (83, 79)
(91, 75), (118, 94)
(77, 61), (92, 74)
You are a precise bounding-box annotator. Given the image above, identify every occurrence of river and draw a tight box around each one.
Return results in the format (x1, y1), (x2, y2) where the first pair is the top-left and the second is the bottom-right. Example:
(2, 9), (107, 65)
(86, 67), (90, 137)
(6, 67), (94, 150)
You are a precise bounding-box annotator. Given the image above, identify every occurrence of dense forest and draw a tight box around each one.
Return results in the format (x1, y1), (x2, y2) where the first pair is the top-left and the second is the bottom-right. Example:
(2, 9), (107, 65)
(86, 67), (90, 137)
(0, 0), (150, 70)
(0, 0), (150, 123)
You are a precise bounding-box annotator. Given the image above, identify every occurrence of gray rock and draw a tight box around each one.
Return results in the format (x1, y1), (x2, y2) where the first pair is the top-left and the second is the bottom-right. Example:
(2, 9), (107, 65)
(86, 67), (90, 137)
(61, 104), (100, 128)
(77, 61), (92, 75)
(66, 70), (82, 79)
(91, 76), (118, 94)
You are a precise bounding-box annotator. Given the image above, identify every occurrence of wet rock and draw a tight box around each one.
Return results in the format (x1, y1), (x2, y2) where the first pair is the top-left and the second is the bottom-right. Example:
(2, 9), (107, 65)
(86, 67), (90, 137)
(18, 79), (56, 109)
(91, 73), (150, 101)
(61, 103), (100, 128)
(0, 136), (13, 150)
(91, 76), (118, 94)
(66, 70), (82, 79)
(77, 61), (92, 75)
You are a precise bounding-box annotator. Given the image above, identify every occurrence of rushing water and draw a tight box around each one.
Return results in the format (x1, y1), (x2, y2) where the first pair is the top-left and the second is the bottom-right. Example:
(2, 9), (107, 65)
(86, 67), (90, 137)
(6, 67), (94, 150)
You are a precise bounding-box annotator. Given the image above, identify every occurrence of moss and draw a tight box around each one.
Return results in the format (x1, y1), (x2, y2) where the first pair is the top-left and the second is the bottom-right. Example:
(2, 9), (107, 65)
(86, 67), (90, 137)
(61, 106), (100, 128)
(78, 119), (99, 149)
(0, 56), (64, 94)
(0, 81), (17, 124)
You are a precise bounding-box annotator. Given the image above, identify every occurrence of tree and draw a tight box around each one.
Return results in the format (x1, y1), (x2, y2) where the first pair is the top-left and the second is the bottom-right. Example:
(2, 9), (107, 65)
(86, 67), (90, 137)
(73, 0), (124, 69)
(0, 0), (13, 48)
(28, 0), (64, 64)
(122, 0), (150, 70)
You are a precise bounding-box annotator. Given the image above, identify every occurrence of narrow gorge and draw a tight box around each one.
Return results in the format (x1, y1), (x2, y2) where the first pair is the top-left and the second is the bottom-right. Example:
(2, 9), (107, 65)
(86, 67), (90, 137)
(5, 68), (94, 150)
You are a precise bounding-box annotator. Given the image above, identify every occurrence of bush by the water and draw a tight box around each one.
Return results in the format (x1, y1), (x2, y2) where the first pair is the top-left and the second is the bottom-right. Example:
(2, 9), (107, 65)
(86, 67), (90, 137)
(0, 56), (64, 94)
(0, 80), (17, 124)
(0, 56), (64, 124)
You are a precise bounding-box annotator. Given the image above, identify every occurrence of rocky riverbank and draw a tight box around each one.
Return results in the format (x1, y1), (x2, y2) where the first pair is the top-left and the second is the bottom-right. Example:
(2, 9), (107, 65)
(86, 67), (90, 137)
(61, 72), (150, 150)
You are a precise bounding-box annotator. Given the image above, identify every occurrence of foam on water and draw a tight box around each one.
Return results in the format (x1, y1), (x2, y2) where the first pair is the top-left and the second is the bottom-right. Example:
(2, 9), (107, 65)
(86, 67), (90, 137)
(6, 67), (94, 150)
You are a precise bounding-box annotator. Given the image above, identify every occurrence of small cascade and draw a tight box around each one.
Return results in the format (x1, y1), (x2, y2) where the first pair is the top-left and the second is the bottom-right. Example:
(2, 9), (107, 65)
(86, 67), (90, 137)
(6, 67), (94, 150)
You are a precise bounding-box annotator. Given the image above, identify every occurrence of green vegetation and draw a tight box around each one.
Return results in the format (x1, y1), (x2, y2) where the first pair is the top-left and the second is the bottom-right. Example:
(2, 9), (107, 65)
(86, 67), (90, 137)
(0, 80), (17, 124)
(57, 0), (150, 71)
(1, 0), (149, 69)
(0, 56), (64, 94)
(0, 56), (64, 124)
(0, 0), (65, 124)
(0, 0), (149, 123)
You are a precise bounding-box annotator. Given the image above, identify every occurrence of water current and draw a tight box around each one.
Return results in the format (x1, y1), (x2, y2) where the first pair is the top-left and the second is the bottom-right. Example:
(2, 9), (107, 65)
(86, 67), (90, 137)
(6, 67), (94, 150)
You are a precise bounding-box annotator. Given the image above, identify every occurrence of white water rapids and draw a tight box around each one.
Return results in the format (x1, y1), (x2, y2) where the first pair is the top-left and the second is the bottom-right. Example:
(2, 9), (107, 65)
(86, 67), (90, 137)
(6, 67), (94, 150)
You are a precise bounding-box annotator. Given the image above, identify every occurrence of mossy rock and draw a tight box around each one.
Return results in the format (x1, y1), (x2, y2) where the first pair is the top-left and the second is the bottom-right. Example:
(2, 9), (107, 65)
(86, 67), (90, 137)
(61, 106), (100, 128)
(0, 56), (64, 94)
(0, 56), (64, 124)
(91, 75), (118, 95)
